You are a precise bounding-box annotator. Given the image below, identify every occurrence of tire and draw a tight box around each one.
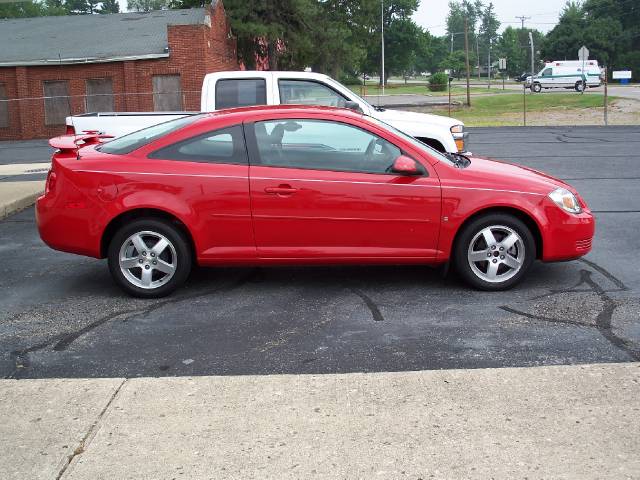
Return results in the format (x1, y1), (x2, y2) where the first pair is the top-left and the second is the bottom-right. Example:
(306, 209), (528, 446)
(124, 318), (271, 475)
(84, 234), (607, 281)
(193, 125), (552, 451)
(453, 213), (535, 291)
(531, 83), (542, 93)
(575, 81), (585, 92)
(107, 218), (192, 298)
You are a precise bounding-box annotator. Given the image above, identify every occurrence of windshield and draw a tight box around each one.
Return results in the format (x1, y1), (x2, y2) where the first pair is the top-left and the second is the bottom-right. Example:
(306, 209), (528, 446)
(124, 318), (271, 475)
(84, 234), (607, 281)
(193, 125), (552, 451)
(366, 116), (453, 165)
(98, 114), (205, 155)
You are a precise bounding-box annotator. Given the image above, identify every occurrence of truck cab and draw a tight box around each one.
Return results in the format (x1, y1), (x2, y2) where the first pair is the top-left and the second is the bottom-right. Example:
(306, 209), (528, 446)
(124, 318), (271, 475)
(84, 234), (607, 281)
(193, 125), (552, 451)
(201, 71), (466, 153)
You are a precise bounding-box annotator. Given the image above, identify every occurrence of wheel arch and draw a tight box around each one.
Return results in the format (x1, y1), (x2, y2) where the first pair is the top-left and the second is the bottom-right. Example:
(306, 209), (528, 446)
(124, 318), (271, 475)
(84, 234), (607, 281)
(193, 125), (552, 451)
(452, 206), (543, 260)
(100, 208), (197, 259)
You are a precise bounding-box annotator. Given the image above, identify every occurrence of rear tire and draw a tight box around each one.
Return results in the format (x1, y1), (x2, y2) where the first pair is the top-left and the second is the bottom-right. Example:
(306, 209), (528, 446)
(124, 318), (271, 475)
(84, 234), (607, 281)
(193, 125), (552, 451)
(453, 213), (535, 291)
(575, 81), (585, 92)
(108, 218), (192, 298)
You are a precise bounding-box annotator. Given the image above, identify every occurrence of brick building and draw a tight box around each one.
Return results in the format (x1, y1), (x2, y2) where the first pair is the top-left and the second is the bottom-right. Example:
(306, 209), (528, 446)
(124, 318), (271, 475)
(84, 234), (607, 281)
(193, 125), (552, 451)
(0, 0), (238, 140)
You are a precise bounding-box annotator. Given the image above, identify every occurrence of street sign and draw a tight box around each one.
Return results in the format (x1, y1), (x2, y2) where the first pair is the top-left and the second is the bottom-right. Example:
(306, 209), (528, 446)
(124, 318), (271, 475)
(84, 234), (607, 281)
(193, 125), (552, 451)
(499, 58), (506, 70)
(612, 70), (632, 79)
(578, 46), (589, 61)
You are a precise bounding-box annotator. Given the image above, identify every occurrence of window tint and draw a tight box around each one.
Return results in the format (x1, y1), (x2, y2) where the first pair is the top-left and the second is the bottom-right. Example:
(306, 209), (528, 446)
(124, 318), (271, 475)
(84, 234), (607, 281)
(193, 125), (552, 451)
(149, 125), (247, 164)
(253, 119), (401, 174)
(43, 80), (70, 126)
(279, 80), (348, 107)
(99, 114), (204, 155)
(215, 79), (266, 109)
(542, 68), (552, 76)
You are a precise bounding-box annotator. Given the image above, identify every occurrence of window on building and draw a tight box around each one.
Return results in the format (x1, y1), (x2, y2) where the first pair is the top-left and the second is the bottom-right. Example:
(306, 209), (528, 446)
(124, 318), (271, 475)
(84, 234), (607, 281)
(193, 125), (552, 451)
(0, 83), (8, 128)
(86, 78), (114, 112)
(149, 125), (247, 164)
(215, 79), (266, 109)
(43, 80), (70, 126)
(153, 75), (182, 111)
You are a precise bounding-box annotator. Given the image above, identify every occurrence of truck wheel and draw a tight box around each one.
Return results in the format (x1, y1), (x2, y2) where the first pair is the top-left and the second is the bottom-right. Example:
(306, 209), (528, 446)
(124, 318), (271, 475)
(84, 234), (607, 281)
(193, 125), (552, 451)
(531, 83), (542, 93)
(108, 218), (192, 298)
(575, 81), (585, 92)
(453, 213), (535, 291)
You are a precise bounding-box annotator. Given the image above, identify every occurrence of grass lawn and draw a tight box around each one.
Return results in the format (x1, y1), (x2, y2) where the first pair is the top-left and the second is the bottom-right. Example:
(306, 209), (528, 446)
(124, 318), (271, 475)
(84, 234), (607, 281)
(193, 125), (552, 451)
(425, 93), (613, 126)
(349, 84), (511, 97)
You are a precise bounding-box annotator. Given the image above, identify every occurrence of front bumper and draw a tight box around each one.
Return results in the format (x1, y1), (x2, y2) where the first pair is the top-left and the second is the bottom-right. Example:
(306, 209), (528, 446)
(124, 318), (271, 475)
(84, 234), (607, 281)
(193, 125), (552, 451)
(541, 204), (595, 261)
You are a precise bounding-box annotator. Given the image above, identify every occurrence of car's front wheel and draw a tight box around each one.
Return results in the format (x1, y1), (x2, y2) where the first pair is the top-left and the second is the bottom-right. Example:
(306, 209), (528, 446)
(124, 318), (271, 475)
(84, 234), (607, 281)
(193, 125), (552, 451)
(453, 214), (535, 291)
(108, 218), (192, 298)
(531, 83), (542, 93)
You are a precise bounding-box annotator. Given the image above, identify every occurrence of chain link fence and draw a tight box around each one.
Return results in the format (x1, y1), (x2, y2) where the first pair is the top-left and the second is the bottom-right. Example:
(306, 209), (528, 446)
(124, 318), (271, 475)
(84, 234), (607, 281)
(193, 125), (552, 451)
(0, 83), (638, 140)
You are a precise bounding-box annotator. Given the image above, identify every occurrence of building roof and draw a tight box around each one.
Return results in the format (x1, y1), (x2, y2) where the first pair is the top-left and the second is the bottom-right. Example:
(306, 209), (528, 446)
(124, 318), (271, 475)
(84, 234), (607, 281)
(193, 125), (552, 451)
(0, 8), (210, 66)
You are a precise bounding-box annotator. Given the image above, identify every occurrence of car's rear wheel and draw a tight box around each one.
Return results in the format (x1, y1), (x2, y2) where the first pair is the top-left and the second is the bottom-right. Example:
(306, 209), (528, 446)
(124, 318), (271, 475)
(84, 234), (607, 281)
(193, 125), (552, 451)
(108, 218), (192, 298)
(453, 214), (535, 291)
(575, 81), (585, 92)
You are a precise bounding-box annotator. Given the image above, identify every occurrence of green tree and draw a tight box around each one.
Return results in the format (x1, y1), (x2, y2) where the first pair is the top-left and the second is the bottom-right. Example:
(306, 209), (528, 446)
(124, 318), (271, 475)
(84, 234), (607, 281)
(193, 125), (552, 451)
(99, 0), (119, 13)
(128, 0), (169, 11)
(477, 1), (499, 74)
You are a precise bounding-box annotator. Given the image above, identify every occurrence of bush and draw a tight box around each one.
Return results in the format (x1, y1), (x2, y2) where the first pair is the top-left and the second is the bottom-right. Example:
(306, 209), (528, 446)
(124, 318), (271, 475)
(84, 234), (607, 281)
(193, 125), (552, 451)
(428, 72), (449, 92)
(338, 72), (363, 86)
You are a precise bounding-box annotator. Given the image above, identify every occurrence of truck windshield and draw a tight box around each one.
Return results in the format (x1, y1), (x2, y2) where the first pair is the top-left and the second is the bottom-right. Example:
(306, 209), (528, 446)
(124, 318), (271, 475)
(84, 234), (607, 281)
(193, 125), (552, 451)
(366, 117), (452, 164)
(98, 114), (205, 155)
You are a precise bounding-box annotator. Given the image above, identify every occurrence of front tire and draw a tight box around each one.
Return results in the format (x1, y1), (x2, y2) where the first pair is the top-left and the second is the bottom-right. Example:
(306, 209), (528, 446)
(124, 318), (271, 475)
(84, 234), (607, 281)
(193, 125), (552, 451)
(531, 83), (542, 93)
(108, 218), (192, 298)
(453, 214), (535, 291)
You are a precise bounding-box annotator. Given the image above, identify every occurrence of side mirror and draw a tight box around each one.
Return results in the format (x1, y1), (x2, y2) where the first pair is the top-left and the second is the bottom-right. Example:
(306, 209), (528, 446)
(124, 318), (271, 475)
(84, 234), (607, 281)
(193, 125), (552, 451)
(344, 101), (364, 114)
(391, 155), (421, 175)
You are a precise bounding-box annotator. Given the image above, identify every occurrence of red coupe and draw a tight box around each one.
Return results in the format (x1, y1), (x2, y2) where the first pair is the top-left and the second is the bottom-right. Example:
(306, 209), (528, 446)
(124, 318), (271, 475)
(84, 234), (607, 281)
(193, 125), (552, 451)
(37, 106), (594, 297)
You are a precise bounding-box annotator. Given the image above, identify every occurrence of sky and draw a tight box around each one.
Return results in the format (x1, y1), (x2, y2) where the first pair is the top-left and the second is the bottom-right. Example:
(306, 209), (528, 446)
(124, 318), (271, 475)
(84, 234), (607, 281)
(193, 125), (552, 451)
(413, 0), (564, 37)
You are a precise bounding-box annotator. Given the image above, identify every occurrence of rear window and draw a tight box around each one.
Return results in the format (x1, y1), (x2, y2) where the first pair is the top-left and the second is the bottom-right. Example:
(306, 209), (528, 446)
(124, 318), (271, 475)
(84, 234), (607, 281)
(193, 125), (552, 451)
(215, 79), (266, 110)
(98, 114), (205, 155)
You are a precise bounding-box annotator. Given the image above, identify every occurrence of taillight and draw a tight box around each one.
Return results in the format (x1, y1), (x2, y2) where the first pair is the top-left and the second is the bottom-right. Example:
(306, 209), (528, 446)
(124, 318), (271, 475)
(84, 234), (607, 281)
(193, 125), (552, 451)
(45, 169), (57, 195)
(65, 125), (75, 135)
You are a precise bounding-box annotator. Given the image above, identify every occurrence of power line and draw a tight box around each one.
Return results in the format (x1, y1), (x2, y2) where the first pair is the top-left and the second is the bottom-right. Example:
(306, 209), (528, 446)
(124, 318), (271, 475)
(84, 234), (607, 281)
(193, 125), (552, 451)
(515, 15), (531, 29)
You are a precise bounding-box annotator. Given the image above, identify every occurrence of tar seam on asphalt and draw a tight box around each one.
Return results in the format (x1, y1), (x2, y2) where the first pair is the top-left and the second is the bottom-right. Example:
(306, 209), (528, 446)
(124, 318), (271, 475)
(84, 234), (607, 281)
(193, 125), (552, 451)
(5, 270), (259, 379)
(350, 288), (385, 322)
(500, 259), (639, 361)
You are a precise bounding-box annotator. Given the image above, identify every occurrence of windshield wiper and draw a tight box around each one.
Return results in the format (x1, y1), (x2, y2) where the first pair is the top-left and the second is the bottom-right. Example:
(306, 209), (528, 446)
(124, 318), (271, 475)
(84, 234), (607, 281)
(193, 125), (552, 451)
(445, 152), (471, 168)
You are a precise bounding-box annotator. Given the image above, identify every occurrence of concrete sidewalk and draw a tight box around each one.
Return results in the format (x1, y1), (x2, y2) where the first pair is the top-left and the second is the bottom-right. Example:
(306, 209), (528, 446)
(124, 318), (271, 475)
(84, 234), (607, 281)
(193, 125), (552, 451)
(2, 363), (639, 479)
(0, 179), (45, 219)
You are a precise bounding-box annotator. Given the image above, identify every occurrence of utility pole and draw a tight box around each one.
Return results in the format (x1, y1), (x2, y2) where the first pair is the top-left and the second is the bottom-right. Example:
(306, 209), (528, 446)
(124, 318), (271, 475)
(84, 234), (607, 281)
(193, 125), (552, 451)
(381, 0), (385, 96)
(464, 16), (471, 106)
(528, 31), (534, 75)
(516, 15), (530, 29)
(487, 38), (491, 88)
(476, 36), (480, 80)
(450, 33), (454, 54)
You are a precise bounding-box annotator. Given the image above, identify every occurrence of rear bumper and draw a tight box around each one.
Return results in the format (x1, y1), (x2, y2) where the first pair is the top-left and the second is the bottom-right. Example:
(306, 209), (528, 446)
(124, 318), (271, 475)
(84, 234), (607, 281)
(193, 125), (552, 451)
(541, 206), (595, 262)
(36, 193), (103, 258)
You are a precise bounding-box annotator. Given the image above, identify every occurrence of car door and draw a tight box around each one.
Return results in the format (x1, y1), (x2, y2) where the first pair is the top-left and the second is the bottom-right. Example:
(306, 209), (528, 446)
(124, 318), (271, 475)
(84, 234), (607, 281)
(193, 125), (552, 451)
(540, 67), (554, 88)
(246, 117), (441, 260)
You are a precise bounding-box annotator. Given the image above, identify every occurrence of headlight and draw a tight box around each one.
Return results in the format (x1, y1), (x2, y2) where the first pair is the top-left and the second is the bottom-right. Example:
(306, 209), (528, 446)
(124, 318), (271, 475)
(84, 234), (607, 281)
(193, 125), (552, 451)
(450, 124), (464, 134)
(548, 187), (582, 214)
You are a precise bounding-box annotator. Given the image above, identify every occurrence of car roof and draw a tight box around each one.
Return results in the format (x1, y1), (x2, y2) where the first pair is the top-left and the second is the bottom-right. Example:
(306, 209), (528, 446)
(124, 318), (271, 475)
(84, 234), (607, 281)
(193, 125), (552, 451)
(205, 104), (365, 120)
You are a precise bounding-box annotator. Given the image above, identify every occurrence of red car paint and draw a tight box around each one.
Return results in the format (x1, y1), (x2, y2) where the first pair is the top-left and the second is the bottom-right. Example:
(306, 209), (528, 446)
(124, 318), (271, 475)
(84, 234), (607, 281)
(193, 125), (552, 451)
(36, 106), (594, 269)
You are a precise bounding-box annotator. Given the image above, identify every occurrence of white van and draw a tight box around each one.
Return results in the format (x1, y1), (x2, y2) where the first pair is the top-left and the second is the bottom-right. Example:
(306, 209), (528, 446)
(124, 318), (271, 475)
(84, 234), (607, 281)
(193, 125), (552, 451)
(527, 60), (602, 93)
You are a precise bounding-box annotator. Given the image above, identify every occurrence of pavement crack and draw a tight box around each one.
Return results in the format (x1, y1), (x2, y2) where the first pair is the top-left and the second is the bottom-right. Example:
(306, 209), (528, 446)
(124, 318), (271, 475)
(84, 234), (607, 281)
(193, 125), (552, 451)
(5, 271), (257, 377)
(55, 378), (127, 480)
(350, 288), (384, 322)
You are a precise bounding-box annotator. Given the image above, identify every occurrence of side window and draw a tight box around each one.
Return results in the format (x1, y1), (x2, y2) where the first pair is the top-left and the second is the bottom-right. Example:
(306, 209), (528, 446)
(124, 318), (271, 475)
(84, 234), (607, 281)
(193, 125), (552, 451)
(542, 68), (552, 77)
(279, 80), (349, 107)
(215, 79), (266, 110)
(252, 119), (401, 174)
(149, 125), (247, 165)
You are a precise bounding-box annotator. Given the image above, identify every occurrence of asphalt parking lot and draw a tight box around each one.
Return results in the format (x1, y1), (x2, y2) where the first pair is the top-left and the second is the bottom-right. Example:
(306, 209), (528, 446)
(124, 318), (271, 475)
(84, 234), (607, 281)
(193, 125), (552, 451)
(1, 126), (639, 379)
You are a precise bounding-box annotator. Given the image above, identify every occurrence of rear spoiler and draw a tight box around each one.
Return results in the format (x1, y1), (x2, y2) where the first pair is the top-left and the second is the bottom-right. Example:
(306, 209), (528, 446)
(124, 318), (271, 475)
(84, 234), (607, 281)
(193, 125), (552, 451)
(49, 132), (114, 153)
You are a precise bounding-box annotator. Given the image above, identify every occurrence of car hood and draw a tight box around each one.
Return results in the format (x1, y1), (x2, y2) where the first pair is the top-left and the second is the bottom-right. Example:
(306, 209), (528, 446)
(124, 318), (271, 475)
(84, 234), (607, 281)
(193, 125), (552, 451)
(454, 155), (572, 194)
(370, 107), (462, 129)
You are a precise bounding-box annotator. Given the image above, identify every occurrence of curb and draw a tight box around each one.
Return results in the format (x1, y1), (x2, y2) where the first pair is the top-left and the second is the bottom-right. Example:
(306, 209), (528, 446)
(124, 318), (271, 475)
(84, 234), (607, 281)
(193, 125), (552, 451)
(1, 187), (43, 220)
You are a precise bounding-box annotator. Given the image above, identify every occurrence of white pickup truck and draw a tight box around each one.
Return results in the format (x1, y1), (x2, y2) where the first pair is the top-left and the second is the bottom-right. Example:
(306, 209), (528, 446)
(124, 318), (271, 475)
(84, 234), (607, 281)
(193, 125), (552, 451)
(66, 71), (467, 153)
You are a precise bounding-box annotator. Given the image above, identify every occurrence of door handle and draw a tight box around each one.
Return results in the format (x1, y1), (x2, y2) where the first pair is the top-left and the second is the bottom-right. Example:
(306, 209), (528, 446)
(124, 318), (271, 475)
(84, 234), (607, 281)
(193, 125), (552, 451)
(264, 184), (297, 196)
